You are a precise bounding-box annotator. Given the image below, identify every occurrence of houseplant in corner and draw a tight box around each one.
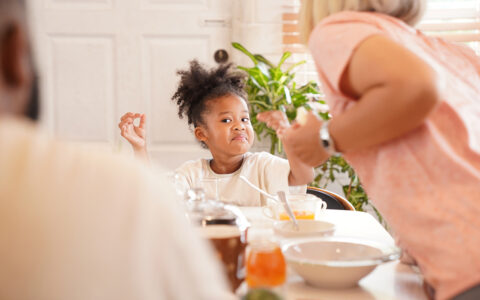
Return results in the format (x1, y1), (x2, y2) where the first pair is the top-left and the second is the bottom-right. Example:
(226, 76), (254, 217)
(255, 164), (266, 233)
(232, 42), (384, 223)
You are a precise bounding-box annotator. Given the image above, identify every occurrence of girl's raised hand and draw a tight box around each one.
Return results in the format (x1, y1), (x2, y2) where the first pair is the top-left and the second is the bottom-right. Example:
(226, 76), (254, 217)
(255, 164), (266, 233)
(118, 112), (147, 151)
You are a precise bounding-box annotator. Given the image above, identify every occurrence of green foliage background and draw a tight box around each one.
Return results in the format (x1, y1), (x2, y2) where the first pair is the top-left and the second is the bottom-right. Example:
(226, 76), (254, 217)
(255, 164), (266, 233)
(232, 42), (384, 223)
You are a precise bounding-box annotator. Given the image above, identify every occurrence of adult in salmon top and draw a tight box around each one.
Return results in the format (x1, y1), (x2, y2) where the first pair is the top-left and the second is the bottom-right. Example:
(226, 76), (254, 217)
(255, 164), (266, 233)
(277, 1), (480, 299)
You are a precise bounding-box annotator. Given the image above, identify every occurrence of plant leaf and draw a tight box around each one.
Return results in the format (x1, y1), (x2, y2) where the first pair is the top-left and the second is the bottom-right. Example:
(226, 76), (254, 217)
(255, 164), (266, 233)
(249, 100), (272, 110)
(232, 42), (258, 65)
(277, 51), (292, 68)
(286, 60), (306, 73)
(257, 62), (271, 79)
(269, 68), (283, 82)
(283, 86), (292, 104)
(254, 54), (275, 68)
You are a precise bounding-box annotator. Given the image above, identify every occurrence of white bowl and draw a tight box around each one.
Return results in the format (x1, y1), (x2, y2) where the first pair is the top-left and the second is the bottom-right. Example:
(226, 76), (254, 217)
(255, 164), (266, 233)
(273, 220), (335, 238)
(282, 237), (400, 289)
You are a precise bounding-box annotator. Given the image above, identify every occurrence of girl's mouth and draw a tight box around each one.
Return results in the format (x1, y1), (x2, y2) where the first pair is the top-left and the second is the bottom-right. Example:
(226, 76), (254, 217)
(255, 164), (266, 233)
(232, 135), (247, 142)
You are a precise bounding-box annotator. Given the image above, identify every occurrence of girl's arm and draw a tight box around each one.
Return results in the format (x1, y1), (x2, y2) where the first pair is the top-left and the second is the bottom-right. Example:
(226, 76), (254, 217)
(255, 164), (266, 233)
(279, 35), (440, 167)
(118, 112), (150, 164)
(257, 111), (315, 186)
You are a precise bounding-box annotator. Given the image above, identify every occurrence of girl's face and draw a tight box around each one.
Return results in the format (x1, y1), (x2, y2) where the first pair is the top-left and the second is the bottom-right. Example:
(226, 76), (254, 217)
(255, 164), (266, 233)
(195, 94), (254, 158)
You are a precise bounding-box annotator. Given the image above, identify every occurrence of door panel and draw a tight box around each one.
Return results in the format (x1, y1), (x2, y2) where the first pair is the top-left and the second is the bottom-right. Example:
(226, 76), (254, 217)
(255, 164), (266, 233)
(48, 35), (114, 142)
(143, 35), (209, 144)
(29, 0), (233, 170)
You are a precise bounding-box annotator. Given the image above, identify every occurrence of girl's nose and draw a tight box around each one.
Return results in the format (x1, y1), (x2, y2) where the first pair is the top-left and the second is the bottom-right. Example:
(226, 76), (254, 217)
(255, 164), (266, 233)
(233, 121), (245, 131)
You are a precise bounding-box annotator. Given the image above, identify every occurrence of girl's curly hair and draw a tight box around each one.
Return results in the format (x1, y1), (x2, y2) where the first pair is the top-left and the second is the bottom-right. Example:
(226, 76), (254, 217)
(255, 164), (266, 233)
(171, 60), (247, 128)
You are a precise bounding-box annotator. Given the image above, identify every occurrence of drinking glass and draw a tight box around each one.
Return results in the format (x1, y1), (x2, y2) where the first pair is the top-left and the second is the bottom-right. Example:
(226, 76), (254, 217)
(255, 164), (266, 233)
(166, 171), (189, 199)
(197, 177), (219, 201)
(263, 194), (327, 220)
(246, 240), (286, 288)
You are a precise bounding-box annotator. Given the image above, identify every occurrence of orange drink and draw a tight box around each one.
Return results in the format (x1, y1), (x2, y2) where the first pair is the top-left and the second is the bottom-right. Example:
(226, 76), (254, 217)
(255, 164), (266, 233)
(263, 194), (326, 220)
(279, 210), (315, 220)
(246, 241), (286, 288)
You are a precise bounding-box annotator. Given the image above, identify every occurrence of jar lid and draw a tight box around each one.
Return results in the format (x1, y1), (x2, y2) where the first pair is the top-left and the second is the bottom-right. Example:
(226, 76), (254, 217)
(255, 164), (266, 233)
(185, 188), (250, 229)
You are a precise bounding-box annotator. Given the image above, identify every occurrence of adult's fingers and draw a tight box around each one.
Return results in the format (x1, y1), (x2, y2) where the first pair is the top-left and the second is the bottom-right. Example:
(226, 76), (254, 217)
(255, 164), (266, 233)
(278, 126), (295, 141)
(276, 128), (286, 139)
(256, 111), (271, 121)
(257, 111), (281, 122)
(290, 123), (301, 129)
(265, 119), (275, 127)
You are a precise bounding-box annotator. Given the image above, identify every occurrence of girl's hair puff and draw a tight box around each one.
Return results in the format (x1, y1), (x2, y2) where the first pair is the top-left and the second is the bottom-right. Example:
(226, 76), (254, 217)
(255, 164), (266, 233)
(171, 60), (248, 129)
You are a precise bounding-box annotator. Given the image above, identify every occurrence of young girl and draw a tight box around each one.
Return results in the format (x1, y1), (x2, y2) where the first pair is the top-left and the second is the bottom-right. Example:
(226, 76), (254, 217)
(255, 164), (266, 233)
(118, 61), (314, 206)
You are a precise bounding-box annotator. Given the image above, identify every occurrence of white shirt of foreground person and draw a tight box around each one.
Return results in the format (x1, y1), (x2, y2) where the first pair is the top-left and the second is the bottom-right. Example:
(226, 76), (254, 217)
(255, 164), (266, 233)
(0, 117), (230, 300)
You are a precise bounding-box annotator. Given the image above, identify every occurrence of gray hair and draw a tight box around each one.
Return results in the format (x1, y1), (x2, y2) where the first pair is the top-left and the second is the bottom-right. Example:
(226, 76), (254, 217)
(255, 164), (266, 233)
(0, 0), (25, 9)
(0, 0), (26, 25)
(299, 0), (427, 44)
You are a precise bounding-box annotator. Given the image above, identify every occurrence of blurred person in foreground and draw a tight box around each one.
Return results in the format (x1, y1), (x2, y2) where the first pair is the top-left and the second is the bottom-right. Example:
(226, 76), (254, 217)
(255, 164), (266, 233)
(0, 0), (229, 299)
(276, 0), (480, 299)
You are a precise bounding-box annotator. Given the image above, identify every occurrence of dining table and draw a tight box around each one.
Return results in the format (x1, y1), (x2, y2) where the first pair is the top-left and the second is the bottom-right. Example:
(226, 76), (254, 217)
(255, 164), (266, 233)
(237, 207), (428, 300)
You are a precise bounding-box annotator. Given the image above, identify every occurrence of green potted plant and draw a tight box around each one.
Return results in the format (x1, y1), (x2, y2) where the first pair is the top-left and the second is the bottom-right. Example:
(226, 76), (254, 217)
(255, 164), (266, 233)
(232, 42), (384, 224)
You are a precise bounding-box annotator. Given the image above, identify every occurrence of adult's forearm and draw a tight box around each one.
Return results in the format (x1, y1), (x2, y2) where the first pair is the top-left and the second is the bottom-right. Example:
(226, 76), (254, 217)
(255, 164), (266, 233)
(329, 80), (439, 153)
(288, 163), (315, 186)
(284, 142), (315, 185)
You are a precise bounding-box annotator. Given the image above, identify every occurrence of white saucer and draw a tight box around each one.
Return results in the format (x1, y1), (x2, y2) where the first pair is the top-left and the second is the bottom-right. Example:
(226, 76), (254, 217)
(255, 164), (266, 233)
(273, 220), (335, 238)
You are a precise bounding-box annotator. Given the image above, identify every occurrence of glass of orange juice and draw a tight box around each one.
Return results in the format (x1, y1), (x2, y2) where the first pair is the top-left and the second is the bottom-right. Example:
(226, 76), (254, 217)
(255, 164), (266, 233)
(278, 210), (315, 220)
(246, 240), (286, 288)
(263, 194), (326, 221)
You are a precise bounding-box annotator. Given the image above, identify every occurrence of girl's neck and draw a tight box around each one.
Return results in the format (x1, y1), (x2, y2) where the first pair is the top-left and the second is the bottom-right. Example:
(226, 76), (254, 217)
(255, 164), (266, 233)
(209, 154), (245, 174)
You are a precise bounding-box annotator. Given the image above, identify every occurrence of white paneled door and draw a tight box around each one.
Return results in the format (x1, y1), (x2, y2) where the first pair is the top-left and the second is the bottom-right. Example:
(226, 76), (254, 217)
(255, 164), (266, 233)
(28, 0), (233, 170)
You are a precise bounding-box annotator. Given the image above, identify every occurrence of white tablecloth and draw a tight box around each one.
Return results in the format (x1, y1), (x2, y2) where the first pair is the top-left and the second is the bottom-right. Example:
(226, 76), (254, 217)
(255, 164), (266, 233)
(238, 208), (427, 300)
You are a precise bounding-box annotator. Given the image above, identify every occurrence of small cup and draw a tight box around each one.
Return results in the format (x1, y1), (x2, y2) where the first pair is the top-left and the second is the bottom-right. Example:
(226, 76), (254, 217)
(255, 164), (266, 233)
(262, 194), (326, 220)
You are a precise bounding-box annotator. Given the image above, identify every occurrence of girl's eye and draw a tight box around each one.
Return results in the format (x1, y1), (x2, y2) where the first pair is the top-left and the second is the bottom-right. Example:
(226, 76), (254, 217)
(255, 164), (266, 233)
(241, 118), (250, 122)
(221, 119), (231, 123)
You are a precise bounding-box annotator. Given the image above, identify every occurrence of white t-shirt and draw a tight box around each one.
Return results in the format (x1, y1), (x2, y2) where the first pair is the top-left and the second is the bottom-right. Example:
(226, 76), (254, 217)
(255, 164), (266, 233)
(0, 117), (230, 300)
(176, 151), (298, 206)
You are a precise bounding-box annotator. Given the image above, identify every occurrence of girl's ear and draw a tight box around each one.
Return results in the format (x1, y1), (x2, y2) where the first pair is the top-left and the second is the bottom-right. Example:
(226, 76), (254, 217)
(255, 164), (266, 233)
(194, 126), (208, 143)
